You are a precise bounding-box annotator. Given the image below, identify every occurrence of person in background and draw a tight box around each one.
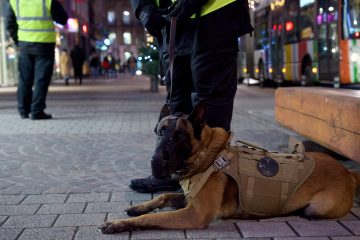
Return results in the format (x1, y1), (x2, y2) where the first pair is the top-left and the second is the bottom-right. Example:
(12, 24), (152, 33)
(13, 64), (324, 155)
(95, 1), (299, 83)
(102, 57), (110, 76)
(127, 53), (137, 78)
(6, 0), (68, 120)
(70, 40), (85, 85)
(89, 52), (100, 78)
(128, 0), (253, 192)
(60, 49), (71, 86)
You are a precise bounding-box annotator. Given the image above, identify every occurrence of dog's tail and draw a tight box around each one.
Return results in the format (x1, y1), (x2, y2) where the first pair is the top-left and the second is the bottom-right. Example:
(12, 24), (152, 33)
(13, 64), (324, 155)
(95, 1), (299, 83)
(351, 171), (360, 206)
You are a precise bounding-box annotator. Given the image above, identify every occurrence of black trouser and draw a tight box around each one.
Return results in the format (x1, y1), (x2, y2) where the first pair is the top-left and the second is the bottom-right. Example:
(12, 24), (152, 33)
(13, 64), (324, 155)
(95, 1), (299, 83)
(17, 52), (54, 116)
(163, 29), (238, 131)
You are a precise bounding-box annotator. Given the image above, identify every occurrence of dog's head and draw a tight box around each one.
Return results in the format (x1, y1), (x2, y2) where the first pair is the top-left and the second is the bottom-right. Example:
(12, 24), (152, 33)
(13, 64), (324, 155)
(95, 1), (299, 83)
(151, 101), (207, 179)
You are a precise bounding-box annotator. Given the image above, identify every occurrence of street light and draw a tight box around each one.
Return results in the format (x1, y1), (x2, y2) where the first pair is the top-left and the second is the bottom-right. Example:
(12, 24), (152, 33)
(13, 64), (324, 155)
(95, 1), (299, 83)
(104, 39), (111, 46)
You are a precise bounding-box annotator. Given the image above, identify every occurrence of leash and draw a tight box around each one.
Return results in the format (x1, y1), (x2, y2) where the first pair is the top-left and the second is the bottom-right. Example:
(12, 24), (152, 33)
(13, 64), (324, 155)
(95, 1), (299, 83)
(168, 16), (177, 114)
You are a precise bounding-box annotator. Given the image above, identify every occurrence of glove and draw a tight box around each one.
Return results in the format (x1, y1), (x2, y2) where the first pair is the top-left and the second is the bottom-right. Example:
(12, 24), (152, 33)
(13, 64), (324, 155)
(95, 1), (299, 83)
(170, 0), (208, 21)
(139, 5), (167, 37)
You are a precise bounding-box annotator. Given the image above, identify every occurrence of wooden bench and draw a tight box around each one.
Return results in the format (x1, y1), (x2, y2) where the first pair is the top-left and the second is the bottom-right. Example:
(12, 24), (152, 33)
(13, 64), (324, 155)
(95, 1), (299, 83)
(275, 87), (360, 163)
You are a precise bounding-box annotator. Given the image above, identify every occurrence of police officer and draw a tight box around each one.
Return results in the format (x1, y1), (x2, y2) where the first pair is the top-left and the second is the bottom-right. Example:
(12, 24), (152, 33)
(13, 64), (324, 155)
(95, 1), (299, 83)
(6, 0), (68, 120)
(129, 0), (253, 193)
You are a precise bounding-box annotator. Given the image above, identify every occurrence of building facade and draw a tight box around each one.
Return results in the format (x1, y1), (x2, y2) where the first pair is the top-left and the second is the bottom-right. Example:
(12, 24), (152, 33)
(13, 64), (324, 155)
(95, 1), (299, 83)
(93, 0), (146, 64)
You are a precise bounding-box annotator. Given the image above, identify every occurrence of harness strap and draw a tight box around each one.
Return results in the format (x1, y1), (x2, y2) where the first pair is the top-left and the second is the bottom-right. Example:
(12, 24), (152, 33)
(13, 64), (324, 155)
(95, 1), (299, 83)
(180, 155), (230, 199)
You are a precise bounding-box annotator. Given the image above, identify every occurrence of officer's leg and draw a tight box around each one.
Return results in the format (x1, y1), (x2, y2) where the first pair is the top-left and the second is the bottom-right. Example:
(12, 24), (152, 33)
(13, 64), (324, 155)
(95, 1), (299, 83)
(165, 54), (193, 115)
(17, 53), (35, 118)
(31, 54), (54, 118)
(191, 35), (238, 131)
(129, 54), (193, 193)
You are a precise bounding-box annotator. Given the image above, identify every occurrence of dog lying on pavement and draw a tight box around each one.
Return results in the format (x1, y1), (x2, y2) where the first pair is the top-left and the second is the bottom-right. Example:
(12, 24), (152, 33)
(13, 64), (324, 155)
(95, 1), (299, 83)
(101, 101), (360, 234)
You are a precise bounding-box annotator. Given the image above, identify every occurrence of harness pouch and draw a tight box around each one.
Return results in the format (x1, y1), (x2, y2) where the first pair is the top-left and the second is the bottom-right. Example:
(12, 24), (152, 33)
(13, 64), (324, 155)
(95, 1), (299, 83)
(219, 143), (315, 217)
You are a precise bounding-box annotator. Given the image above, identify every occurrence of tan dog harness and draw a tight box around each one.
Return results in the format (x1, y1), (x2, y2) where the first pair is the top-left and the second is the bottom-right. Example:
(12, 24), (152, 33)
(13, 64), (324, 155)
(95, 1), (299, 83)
(180, 140), (315, 217)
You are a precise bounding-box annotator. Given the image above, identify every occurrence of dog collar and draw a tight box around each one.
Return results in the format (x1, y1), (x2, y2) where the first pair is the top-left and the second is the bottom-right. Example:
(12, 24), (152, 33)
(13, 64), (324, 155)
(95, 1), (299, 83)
(180, 151), (232, 199)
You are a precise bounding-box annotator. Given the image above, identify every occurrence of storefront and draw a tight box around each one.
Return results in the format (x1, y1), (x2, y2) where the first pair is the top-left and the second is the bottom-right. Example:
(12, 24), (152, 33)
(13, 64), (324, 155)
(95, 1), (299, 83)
(0, 1), (18, 87)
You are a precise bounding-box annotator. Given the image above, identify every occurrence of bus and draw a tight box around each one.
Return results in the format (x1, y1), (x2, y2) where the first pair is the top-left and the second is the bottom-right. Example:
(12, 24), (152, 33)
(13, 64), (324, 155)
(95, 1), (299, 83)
(253, 0), (360, 86)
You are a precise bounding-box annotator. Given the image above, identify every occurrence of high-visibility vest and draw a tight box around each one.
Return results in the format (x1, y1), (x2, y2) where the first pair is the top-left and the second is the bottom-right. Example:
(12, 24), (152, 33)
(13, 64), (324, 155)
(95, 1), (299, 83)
(155, 0), (237, 17)
(10, 0), (56, 43)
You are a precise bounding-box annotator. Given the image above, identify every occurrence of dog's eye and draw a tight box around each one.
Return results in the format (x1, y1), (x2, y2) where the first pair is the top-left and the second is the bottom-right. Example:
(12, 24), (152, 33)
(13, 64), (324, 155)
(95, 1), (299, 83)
(157, 128), (165, 136)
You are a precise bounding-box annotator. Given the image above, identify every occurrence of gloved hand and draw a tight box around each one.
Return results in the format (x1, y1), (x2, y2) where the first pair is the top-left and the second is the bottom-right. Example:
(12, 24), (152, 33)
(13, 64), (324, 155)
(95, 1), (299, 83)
(139, 5), (167, 37)
(169, 0), (208, 21)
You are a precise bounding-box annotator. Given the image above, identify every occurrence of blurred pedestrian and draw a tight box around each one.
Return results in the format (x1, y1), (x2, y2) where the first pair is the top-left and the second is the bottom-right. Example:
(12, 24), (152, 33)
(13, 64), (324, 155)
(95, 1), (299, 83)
(6, 0), (68, 120)
(70, 39), (85, 85)
(101, 57), (110, 77)
(127, 53), (137, 78)
(89, 52), (100, 77)
(60, 49), (71, 86)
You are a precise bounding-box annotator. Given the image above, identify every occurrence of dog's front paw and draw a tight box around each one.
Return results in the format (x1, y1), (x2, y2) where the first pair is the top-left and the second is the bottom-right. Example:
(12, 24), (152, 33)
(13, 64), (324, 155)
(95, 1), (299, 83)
(100, 220), (127, 234)
(125, 205), (148, 216)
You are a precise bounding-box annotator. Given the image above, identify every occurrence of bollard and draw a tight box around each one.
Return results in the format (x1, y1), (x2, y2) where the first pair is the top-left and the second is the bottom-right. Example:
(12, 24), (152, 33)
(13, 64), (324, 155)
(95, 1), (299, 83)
(150, 76), (159, 93)
(333, 76), (340, 88)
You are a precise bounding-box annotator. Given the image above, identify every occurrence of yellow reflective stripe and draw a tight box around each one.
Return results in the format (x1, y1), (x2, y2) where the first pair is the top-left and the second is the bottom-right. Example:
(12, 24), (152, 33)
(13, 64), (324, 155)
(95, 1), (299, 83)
(200, 0), (236, 16)
(17, 20), (54, 30)
(18, 31), (56, 43)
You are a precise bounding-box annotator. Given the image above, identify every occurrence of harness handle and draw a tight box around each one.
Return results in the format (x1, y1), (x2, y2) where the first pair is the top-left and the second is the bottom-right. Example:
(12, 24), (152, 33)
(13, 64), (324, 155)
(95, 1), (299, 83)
(235, 140), (268, 152)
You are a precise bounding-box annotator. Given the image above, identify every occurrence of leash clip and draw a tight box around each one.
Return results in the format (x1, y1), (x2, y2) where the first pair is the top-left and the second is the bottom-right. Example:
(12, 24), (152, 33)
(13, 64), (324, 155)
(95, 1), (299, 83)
(214, 157), (230, 170)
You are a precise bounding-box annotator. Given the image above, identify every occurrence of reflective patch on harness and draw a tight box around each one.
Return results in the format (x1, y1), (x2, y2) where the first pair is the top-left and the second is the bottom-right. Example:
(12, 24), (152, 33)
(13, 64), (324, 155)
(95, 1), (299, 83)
(257, 157), (279, 177)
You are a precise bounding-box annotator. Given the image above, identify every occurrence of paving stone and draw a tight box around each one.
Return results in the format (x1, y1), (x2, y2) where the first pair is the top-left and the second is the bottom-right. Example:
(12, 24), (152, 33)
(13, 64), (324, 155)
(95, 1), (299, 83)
(0, 186), (28, 195)
(0, 216), (8, 226)
(37, 203), (86, 214)
(85, 201), (128, 213)
(340, 220), (360, 235)
(1, 215), (57, 228)
(351, 208), (360, 219)
(67, 193), (110, 203)
(331, 237), (360, 240)
(186, 222), (240, 239)
(0, 204), (39, 215)
(275, 238), (328, 240)
(54, 213), (106, 227)
(236, 221), (297, 238)
(260, 216), (309, 222)
(22, 194), (67, 204)
(18, 227), (76, 240)
(75, 226), (129, 240)
(132, 229), (185, 239)
(0, 228), (23, 240)
(289, 221), (352, 237)
(111, 191), (152, 202)
(0, 195), (25, 205)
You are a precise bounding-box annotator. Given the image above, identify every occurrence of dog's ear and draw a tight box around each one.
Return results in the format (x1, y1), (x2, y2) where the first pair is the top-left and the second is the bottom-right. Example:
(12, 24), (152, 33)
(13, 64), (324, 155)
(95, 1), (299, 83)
(154, 103), (171, 134)
(189, 100), (206, 139)
(158, 103), (171, 122)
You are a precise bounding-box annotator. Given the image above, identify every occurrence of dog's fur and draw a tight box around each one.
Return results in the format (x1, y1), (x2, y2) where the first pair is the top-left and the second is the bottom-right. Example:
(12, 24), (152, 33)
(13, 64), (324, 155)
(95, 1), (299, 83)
(101, 102), (360, 234)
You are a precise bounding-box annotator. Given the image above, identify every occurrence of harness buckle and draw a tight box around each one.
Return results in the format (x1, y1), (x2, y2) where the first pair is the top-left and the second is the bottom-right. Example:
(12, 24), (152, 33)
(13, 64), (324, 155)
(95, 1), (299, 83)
(214, 156), (230, 170)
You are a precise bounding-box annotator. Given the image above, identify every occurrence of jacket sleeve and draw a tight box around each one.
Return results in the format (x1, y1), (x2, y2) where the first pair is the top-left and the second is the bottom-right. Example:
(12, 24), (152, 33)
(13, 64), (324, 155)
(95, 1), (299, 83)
(51, 0), (68, 25)
(130, 0), (156, 19)
(5, 1), (18, 45)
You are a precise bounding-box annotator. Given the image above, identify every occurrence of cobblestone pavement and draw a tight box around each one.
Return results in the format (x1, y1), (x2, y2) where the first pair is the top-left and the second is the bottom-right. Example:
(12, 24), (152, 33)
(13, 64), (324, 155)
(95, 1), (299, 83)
(0, 75), (359, 240)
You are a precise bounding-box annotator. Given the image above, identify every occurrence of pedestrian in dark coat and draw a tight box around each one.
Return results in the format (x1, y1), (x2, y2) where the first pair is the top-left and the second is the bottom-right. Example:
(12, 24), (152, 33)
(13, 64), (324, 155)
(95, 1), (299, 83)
(70, 41), (86, 85)
(129, 0), (253, 192)
(6, 0), (68, 120)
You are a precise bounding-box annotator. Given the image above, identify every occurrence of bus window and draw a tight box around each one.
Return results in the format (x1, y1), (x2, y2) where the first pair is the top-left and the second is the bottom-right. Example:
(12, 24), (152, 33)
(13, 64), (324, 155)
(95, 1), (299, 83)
(344, 0), (360, 39)
(284, 1), (299, 44)
(300, 3), (315, 40)
(255, 8), (269, 49)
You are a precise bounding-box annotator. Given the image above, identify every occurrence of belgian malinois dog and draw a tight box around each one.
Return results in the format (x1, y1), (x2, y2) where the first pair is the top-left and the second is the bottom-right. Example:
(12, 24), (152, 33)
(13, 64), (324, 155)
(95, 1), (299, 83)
(101, 101), (360, 234)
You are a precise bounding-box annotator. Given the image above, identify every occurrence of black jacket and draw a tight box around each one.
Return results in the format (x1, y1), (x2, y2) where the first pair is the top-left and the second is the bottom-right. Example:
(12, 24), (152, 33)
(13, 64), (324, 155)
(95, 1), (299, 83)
(5, 0), (68, 55)
(130, 0), (252, 56)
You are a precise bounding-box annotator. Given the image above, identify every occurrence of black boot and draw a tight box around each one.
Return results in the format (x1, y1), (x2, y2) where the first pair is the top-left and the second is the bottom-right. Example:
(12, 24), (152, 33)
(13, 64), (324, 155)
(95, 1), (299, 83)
(129, 175), (180, 193)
